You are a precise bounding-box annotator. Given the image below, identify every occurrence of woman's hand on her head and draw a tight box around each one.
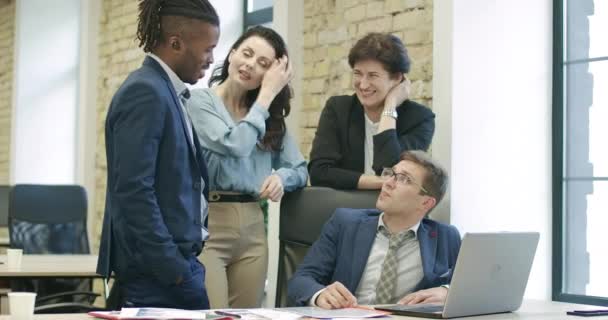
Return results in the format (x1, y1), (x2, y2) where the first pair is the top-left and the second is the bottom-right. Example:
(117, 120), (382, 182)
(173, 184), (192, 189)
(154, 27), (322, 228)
(256, 55), (293, 109)
(384, 75), (411, 109)
(259, 174), (284, 202)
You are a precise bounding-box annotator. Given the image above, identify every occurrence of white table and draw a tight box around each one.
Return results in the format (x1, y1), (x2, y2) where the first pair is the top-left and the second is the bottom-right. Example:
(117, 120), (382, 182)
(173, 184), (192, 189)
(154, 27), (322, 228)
(0, 254), (98, 278)
(0, 254), (100, 314)
(0, 299), (605, 319)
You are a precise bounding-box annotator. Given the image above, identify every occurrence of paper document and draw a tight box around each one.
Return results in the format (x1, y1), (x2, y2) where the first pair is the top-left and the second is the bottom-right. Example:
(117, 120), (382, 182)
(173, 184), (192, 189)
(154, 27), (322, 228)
(281, 306), (390, 319)
(215, 308), (301, 320)
(88, 308), (230, 320)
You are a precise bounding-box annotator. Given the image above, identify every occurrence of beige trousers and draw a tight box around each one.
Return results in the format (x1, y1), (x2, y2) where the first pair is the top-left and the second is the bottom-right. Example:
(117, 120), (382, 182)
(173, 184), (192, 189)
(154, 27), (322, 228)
(198, 202), (268, 308)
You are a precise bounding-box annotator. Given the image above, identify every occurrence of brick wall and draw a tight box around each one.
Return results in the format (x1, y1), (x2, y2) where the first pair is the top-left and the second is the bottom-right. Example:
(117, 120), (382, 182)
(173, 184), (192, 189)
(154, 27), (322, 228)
(93, 0), (142, 251)
(0, 0), (15, 185)
(300, 0), (434, 158)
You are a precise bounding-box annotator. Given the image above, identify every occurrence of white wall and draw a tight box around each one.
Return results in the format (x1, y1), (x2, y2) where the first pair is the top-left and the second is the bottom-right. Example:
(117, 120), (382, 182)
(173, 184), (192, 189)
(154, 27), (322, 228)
(79, 0), (101, 244)
(434, 0), (553, 299)
(193, 0), (244, 89)
(11, 0), (81, 184)
(431, 0), (453, 224)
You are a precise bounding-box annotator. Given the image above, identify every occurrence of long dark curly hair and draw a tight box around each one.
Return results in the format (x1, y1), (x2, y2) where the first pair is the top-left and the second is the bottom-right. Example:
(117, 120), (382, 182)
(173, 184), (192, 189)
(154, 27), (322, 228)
(209, 26), (292, 152)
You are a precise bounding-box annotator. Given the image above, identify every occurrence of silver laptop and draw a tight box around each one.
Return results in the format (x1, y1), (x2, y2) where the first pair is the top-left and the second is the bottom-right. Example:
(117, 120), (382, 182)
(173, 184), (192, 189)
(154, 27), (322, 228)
(375, 232), (539, 319)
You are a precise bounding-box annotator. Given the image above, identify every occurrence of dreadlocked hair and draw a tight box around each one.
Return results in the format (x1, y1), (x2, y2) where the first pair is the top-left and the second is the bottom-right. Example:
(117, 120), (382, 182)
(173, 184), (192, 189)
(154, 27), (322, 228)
(209, 26), (292, 152)
(136, 0), (219, 53)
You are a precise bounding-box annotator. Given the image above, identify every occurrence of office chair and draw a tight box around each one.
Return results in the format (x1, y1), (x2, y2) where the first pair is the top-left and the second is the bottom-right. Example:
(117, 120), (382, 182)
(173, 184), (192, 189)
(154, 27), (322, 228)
(8, 184), (100, 313)
(275, 187), (379, 307)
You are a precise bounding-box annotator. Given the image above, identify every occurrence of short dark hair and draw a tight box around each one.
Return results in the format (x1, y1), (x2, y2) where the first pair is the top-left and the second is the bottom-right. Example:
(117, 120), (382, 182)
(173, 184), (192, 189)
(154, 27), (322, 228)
(209, 26), (292, 152)
(348, 32), (411, 75)
(136, 0), (219, 53)
(400, 150), (448, 207)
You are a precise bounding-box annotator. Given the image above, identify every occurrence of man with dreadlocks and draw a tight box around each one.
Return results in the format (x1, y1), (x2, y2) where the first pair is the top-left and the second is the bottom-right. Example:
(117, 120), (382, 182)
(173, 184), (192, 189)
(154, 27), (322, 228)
(97, 0), (219, 309)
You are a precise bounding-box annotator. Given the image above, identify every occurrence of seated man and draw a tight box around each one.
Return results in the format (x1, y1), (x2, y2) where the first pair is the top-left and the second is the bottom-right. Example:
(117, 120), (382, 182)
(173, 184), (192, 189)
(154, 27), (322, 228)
(288, 150), (461, 309)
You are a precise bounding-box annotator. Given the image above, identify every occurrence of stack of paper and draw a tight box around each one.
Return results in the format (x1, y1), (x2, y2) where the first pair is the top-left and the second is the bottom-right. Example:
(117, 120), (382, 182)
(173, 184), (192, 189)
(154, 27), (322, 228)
(89, 306), (389, 320)
(281, 307), (390, 319)
(88, 308), (231, 320)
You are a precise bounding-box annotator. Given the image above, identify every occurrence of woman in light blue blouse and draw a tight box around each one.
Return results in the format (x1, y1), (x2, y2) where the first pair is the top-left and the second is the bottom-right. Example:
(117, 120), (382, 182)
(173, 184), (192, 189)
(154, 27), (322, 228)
(186, 26), (308, 308)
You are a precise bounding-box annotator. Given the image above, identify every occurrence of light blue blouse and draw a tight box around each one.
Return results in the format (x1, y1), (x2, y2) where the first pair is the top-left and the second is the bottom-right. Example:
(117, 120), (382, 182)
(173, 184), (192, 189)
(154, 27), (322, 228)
(186, 88), (308, 196)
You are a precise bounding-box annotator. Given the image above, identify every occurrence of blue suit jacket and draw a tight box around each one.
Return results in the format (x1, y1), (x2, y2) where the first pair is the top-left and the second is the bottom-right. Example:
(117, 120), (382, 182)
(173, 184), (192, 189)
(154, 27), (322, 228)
(97, 57), (209, 286)
(287, 208), (461, 306)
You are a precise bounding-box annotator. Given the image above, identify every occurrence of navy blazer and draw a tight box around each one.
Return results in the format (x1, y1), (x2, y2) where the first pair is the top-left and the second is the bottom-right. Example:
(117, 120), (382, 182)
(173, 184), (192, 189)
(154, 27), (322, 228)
(97, 57), (209, 286)
(287, 208), (461, 306)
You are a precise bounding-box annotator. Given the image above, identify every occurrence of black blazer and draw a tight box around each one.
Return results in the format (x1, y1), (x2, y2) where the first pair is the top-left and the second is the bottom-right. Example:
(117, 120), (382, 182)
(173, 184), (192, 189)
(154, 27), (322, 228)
(308, 94), (435, 189)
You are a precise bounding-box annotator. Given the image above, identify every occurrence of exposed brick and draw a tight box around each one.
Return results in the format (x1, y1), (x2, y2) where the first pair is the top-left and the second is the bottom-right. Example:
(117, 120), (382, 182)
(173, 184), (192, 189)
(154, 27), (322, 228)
(300, 128), (318, 145)
(307, 78), (328, 94)
(408, 45), (433, 63)
(0, 0), (13, 185)
(366, 1), (384, 18)
(402, 29), (433, 45)
(328, 43), (349, 61)
(303, 32), (317, 49)
(348, 24), (358, 39)
(314, 59), (330, 77)
(340, 73), (353, 90)
(318, 27), (348, 45)
(344, 4), (366, 23)
(312, 46), (328, 62)
(409, 56), (433, 80)
(393, 9), (432, 31)
(384, 0), (405, 14)
(303, 63), (314, 78)
(303, 48), (314, 63)
(303, 0), (315, 17)
(310, 16), (327, 33)
(305, 110), (322, 128)
(304, 17), (313, 31)
(327, 13), (345, 30)
(358, 17), (392, 36)
(405, 0), (427, 10)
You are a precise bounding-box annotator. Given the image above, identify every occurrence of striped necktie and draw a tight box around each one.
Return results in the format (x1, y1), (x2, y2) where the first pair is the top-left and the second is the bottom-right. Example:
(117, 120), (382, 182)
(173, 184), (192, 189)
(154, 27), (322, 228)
(375, 227), (415, 304)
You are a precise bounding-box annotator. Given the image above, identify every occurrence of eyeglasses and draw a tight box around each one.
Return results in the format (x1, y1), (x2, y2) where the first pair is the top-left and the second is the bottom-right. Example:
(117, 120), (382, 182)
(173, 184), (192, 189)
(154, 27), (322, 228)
(381, 167), (429, 194)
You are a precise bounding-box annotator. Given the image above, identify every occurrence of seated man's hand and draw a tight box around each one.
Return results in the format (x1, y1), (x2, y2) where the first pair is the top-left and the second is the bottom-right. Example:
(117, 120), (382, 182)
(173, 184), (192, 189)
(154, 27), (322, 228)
(316, 281), (358, 309)
(398, 286), (448, 305)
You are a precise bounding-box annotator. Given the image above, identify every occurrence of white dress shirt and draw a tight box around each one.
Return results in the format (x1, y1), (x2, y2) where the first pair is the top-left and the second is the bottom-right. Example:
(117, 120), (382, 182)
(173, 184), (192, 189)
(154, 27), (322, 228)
(363, 113), (380, 175)
(147, 53), (209, 240)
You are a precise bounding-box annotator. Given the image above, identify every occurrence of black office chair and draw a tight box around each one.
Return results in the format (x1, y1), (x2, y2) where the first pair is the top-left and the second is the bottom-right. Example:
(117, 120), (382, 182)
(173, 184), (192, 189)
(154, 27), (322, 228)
(275, 187), (379, 307)
(8, 184), (100, 313)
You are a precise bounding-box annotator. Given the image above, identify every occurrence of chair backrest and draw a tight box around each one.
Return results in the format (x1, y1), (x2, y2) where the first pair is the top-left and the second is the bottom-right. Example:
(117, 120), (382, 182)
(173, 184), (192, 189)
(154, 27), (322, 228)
(8, 184), (89, 254)
(8, 184), (91, 302)
(275, 187), (379, 307)
(0, 185), (10, 228)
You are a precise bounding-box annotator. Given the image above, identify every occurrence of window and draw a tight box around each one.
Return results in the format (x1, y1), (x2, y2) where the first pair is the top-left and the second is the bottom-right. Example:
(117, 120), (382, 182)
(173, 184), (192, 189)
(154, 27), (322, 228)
(553, 0), (608, 306)
(244, 0), (273, 29)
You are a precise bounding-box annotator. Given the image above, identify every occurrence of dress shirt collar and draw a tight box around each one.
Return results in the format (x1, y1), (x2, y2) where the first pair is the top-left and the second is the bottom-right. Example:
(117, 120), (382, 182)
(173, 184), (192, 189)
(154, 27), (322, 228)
(377, 212), (421, 239)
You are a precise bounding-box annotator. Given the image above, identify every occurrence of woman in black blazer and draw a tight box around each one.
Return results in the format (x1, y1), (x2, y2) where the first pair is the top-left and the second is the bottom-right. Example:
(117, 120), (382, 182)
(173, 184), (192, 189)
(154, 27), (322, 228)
(309, 33), (435, 190)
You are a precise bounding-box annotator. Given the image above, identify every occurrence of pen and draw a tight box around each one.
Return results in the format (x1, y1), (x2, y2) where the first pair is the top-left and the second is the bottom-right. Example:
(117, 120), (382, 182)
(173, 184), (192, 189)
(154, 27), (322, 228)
(571, 310), (608, 314)
(567, 310), (608, 317)
(214, 310), (242, 319)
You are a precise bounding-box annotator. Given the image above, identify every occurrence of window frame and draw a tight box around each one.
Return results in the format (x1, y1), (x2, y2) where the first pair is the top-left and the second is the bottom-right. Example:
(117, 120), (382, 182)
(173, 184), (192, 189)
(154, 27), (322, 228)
(243, 0), (273, 30)
(552, 0), (608, 306)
